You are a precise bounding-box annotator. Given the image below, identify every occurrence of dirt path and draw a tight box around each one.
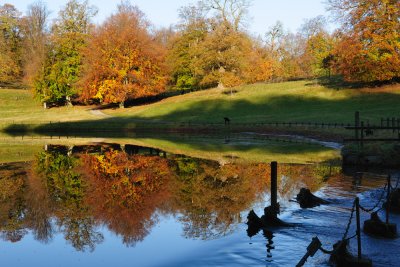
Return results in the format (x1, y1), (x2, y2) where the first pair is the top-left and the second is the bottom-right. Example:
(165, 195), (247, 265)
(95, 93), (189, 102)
(89, 109), (113, 118)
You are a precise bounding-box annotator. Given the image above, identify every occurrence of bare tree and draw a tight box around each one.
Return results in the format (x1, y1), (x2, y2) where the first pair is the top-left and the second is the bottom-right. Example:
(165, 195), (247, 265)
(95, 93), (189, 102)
(265, 21), (284, 54)
(299, 16), (327, 39)
(201, 0), (253, 31)
(21, 1), (49, 85)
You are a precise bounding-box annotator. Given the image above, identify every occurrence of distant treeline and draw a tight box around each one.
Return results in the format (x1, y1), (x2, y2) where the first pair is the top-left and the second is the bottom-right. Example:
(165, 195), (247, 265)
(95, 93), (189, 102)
(0, 0), (399, 106)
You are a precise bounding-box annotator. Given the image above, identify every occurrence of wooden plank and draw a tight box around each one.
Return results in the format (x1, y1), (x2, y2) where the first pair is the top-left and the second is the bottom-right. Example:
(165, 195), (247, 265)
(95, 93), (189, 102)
(345, 126), (400, 130)
(344, 138), (400, 142)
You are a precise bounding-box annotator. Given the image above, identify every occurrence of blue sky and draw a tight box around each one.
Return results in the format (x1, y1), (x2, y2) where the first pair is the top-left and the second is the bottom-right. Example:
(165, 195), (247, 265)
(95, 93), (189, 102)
(6, 0), (330, 35)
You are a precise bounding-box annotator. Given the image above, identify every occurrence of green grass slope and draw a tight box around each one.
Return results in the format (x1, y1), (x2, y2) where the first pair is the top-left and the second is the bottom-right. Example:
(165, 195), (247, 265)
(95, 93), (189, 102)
(0, 88), (98, 125)
(1, 80), (399, 132)
(108, 80), (400, 125)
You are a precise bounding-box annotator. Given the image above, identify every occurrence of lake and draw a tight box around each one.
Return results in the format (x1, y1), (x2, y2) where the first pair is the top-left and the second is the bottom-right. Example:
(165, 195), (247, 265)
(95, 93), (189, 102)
(0, 136), (399, 267)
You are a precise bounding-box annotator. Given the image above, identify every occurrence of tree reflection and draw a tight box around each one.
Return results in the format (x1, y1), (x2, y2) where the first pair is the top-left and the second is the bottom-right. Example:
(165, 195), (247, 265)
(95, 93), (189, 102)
(25, 172), (54, 244)
(0, 163), (28, 242)
(80, 150), (171, 247)
(33, 151), (103, 252)
(170, 157), (267, 239)
(0, 144), (341, 251)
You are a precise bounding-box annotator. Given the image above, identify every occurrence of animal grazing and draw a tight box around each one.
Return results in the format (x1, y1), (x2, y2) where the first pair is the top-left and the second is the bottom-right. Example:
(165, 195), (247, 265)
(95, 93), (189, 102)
(224, 117), (230, 125)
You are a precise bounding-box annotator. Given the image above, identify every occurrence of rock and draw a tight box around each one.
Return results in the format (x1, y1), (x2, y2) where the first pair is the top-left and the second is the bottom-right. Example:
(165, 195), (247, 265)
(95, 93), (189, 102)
(246, 210), (263, 237)
(330, 240), (372, 267)
(296, 188), (330, 208)
(363, 212), (397, 238)
(383, 188), (400, 213)
(261, 205), (291, 227)
(246, 205), (290, 235)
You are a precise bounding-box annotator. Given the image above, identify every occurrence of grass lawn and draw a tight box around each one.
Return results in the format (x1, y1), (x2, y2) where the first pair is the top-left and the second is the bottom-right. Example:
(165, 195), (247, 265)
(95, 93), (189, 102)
(0, 88), (99, 125)
(1, 80), (400, 136)
(107, 80), (400, 125)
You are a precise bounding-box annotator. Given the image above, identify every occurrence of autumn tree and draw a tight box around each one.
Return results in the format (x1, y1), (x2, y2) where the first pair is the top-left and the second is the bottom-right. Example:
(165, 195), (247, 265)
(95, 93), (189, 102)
(0, 4), (23, 83)
(243, 39), (276, 84)
(193, 23), (255, 88)
(79, 2), (168, 107)
(328, 0), (400, 82)
(300, 16), (334, 77)
(34, 0), (97, 106)
(169, 0), (261, 89)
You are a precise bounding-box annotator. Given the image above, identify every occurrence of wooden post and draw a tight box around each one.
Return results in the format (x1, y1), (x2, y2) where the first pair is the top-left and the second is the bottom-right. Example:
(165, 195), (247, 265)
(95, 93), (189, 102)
(386, 175), (391, 225)
(397, 118), (400, 139)
(271, 161), (278, 211)
(355, 111), (360, 140)
(360, 121), (364, 148)
(355, 197), (362, 260)
(392, 118), (396, 133)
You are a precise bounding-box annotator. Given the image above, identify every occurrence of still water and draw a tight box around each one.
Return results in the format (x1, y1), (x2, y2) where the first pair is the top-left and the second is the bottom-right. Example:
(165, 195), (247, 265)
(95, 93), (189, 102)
(0, 142), (399, 267)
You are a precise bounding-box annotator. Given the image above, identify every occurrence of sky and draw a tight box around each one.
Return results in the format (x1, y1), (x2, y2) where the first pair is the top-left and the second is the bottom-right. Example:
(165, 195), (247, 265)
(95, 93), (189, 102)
(5, 0), (331, 36)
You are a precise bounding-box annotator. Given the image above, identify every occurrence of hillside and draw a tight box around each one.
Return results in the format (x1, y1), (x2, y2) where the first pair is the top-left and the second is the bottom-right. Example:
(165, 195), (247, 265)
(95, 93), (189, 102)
(107, 80), (400, 125)
(1, 80), (400, 134)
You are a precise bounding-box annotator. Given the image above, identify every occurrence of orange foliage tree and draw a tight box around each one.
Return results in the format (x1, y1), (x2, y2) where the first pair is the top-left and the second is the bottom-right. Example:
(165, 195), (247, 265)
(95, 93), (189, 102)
(79, 2), (168, 107)
(80, 150), (171, 246)
(329, 0), (400, 82)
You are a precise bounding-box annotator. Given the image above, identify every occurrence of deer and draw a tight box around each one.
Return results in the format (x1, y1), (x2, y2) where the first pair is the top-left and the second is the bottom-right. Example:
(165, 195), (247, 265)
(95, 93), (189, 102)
(224, 117), (230, 125)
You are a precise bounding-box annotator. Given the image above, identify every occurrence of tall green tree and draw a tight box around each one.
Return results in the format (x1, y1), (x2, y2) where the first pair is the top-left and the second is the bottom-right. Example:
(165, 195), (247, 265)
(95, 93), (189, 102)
(35, 0), (97, 106)
(167, 3), (209, 90)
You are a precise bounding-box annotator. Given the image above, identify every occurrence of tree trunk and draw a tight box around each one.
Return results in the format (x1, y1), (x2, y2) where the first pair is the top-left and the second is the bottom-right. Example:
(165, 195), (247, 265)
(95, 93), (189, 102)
(66, 96), (73, 107)
(218, 81), (225, 89)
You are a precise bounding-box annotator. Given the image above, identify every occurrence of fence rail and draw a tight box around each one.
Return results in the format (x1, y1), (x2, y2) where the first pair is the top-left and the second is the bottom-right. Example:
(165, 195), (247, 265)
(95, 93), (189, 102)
(1, 120), (353, 132)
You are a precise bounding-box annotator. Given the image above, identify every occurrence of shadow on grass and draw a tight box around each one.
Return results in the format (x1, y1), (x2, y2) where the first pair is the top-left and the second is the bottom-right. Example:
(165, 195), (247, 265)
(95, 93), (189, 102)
(316, 75), (400, 90)
(3, 90), (400, 143)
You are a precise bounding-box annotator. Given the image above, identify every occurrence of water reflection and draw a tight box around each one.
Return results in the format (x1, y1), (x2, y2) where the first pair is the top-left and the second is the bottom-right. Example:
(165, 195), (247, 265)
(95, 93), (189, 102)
(263, 229), (275, 259)
(0, 143), (339, 252)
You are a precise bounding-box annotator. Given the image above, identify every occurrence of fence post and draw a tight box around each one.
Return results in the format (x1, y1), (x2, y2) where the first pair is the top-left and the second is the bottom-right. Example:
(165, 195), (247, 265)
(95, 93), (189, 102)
(392, 117), (396, 133)
(355, 197), (362, 260)
(355, 111), (360, 140)
(360, 121), (364, 148)
(386, 175), (391, 225)
(271, 161), (278, 212)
